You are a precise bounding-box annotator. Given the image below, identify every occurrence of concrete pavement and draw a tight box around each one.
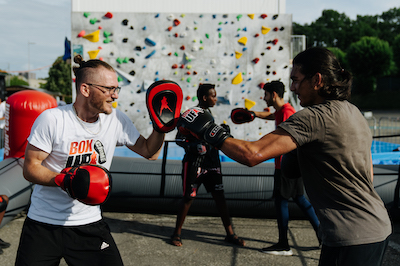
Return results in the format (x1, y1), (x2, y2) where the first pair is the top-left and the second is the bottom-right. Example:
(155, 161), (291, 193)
(0, 211), (400, 266)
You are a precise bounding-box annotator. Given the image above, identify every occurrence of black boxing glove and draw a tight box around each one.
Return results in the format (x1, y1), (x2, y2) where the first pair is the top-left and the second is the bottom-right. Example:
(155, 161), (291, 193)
(177, 107), (232, 149)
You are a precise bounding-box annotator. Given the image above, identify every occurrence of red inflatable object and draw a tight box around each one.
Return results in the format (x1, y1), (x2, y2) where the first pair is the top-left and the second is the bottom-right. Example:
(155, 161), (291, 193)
(4, 90), (57, 159)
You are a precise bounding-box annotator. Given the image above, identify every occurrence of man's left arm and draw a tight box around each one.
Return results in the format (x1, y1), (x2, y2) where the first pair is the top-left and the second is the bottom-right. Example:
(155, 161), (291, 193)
(127, 130), (165, 160)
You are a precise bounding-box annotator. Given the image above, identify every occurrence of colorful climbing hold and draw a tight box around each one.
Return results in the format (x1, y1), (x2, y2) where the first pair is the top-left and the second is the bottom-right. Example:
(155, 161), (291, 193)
(261, 26), (271, 35)
(104, 12), (113, 19)
(248, 14), (255, 19)
(145, 38), (156, 46)
(173, 19), (180, 26)
(77, 30), (85, 37)
(88, 50), (100, 59)
(245, 98), (256, 110)
(122, 19), (128, 26)
(145, 50), (156, 59)
(205, 33), (209, 39)
(252, 58), (260, 64)
(235, 51), (242, 59)
(232, 73), (243, 85)
(238, 36), (247, 45)
(83, 12), (90, 18)
(83, 30), (100, 42)
(260, 14), (267, 19)
(236, 14), (242, 21)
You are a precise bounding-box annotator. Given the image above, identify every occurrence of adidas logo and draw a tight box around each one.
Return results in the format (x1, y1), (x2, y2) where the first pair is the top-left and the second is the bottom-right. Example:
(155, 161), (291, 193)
(100, 242), (110, 250)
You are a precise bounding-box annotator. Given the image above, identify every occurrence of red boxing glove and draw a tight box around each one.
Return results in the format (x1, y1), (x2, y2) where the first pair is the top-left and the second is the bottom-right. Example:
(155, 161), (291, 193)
(146, 80), (183, 133)
(231, 108), (256, 124)
(55, 164), (112, 205)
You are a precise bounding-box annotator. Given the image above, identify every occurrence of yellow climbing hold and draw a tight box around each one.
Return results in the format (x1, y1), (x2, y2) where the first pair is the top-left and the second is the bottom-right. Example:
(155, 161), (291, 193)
(248, 14), (255, 19)
(112, 102), (118, 108)
(232, 72), (243, 84)
(245, 98), (256, 110)
(238, 36), (247, 45)
(261, 26), (271, 35)
(83, 30), (100, 42)
(235, 51), (242, 59)
(87, 49), (100, 59)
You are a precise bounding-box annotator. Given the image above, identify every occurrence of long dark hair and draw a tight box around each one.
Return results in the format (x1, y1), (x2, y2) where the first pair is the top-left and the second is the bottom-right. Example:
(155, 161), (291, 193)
(293, 47), (352, 100)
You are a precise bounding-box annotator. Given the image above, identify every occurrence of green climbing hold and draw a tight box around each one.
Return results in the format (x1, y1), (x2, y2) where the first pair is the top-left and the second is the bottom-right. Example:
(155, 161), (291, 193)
(236, 14), (242, 21)
(84, 12), (91, 18)
(90, 18), (97, 24)
(116, 57), (123, 64)
(205, 33), (209, 39)
(103, 38), (111, 44)
(187, 77), (192, 82)
(104, 31), (111, 38)
(117, 76), (123, 82)
(123, 57), (129, 63)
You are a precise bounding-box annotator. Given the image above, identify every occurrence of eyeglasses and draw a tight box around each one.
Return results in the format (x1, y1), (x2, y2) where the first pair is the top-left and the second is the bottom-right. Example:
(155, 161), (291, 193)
(86, 83), (121, 95)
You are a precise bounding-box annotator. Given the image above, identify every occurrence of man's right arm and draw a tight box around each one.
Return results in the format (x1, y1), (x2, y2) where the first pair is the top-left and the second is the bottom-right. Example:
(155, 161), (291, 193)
(23, 143), (59, 186)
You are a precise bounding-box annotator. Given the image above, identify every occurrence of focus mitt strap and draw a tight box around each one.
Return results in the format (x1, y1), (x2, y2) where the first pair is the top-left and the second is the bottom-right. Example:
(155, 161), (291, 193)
(231, 108), (255, 124)
(55, 164), (112, 205)
(146, 80), (183, 133)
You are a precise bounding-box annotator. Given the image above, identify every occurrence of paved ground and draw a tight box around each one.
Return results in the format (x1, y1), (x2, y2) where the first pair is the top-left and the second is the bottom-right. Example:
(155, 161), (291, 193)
(0, 211), (400, 266)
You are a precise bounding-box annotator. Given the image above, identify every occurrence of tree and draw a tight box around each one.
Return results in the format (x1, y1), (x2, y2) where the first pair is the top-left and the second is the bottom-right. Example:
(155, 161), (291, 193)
(378, 7), (400, 47)
(392, 34), (400, 76)
(40, 56), (71, 96)
(9, 75), (29, 86)
(327, 47), (348, 70)
(346, 36), (392, 93)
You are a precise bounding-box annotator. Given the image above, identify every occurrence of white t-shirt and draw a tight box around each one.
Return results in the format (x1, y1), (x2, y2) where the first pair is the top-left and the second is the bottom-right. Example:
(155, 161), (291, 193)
(0, 101), (5, 129)
(27, 104), (140, 226)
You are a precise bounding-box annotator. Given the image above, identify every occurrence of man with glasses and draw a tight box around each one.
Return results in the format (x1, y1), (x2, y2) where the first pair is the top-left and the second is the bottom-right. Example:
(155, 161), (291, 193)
(15, 55), (174, 265)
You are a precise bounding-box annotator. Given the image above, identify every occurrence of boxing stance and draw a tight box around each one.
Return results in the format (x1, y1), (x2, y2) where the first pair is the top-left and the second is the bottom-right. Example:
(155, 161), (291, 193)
(15, 55), (182, 265)
(171, 84), (245, 247)
(178, 47), (391, 265)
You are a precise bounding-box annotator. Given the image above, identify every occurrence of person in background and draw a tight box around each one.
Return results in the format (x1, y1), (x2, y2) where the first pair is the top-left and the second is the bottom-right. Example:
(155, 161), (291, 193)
(171, 83), (245, 247)
(253, 81), (320, 256)
(178, 47), (391, 265)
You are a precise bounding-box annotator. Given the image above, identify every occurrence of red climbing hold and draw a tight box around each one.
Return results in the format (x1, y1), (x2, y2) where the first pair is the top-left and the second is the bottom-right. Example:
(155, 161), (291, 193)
(168, 26), (173, 31)
(105, 12), (113, 19)
(77, 30), (85, 37)
(260, 14), (267, 19)
(258, 83), (265, 89)
(172, 64), (178, 69)
(252, 58), (260, 64)
(180, 45), (185, 50)
(272, 39), (278, 45)
(174, 19), (180, 26)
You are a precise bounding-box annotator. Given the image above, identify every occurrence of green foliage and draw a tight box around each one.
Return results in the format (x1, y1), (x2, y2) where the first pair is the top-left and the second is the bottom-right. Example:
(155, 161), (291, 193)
(393, 34), (400, 76)
(346, 37), (392, 93)
(9, 76), (29, 86)
(40, 56), (72, 96)
(293, 7), (400, 52)
(327, 47), (348, 69)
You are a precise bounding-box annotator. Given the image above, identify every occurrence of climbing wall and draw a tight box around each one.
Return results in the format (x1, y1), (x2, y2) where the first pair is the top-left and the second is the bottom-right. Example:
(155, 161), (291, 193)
(71, 12), (292, 141)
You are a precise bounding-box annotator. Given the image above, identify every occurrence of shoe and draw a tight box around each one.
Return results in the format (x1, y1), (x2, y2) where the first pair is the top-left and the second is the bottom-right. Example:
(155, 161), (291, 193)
(0, 239), (10, 249)
(224, 234), (246, 246)
(170, 234), (182, 247)
(261, 242), (293, 256)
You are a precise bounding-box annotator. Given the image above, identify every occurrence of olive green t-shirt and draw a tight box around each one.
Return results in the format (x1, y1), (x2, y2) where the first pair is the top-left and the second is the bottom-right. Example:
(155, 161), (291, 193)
(279, 100), (391, 247)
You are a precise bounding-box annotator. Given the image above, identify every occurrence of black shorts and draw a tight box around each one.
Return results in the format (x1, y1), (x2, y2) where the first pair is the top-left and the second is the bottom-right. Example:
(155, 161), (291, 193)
(319, 237), (389, 266)
(182, 160), (223, 199)
(15, 217), (123, 266)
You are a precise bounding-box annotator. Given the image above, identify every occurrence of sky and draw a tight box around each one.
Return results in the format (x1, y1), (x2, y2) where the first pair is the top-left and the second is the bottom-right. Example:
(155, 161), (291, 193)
(0, 0), (398, 79)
